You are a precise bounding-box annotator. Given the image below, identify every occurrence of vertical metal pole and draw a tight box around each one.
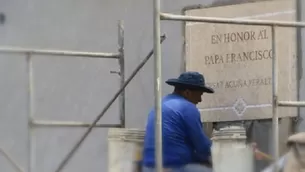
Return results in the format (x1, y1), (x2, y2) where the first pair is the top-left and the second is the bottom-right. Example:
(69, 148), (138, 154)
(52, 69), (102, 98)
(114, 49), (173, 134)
(296, 0), (302, 99)
(26, 53), (35, 172)
(118, 20), (125, 128)
(271, 26), (279, 172)
(296, 0), (305, 132)
(153, 0), (163, 171)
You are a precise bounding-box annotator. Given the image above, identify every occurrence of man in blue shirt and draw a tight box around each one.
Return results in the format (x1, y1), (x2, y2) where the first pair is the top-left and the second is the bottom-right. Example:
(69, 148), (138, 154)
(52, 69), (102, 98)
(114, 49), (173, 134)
(142, 71), (214, 172)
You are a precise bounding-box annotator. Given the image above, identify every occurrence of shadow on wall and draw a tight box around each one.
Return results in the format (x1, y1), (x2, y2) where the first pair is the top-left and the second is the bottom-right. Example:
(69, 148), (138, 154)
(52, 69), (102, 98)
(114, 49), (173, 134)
(0, 13), (5, 24)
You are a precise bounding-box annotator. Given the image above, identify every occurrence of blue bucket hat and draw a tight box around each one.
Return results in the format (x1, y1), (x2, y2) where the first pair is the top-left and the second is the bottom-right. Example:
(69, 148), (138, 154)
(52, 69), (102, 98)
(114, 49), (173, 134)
(165, 71), (214, 93)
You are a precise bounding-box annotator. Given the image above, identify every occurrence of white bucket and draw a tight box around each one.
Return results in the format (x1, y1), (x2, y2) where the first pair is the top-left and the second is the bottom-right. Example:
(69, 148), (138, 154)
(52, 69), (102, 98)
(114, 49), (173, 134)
(108, 128), (145, 172)
(211, 126), (254, 172)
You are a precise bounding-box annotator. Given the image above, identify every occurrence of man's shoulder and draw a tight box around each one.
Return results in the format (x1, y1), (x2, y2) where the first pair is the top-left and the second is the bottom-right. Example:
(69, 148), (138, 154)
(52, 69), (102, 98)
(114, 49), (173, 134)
(163, 94), (198, 114)
(163, 94), (189, 107)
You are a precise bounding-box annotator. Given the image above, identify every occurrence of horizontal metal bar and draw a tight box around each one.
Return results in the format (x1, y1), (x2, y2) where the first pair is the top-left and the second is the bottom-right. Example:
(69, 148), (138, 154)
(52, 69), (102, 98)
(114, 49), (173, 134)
(278, 101), (305, 107)
(160, 13), (305, 28)
(0, 47), (120, 59)
(30, 120), (121, 128)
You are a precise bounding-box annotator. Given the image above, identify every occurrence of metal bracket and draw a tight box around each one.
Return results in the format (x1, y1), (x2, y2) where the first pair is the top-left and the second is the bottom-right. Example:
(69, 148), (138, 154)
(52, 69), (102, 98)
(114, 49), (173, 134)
(293, 116), (303, 126)
(110, 70), (121, 75)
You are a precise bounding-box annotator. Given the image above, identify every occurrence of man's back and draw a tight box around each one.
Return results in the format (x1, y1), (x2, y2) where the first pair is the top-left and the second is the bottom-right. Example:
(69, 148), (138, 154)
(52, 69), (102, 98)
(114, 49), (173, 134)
(142, 94), (211, 168)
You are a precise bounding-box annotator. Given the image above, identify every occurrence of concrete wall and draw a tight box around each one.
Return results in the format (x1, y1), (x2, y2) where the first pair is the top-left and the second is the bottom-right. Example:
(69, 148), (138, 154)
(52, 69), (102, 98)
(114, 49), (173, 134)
(0, 0), (297, 172)
(0, 0), (216, 172)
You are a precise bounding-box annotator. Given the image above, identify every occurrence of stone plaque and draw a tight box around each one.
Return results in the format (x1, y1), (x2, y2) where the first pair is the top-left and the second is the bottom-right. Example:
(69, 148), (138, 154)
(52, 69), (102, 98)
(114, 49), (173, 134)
(185, 0), (297, 122)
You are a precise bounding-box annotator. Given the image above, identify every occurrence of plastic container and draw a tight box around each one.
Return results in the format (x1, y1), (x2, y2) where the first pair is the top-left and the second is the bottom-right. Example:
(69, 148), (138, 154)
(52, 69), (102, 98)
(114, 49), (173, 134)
(108, 128), (145, 172)
(211, 126), (254, 172)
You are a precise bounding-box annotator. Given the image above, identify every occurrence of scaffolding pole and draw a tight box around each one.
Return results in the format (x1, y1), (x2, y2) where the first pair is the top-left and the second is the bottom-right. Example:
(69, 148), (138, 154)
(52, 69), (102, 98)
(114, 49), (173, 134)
(160, 13), (305, 27)
(296, 0), (305, 132)
(153, 3), (305, 172)
(54, 35), (167, 172)
(0, 47), (120, 58)
(0, 22), (125, 172)
(0, 147), (24, 172)
(271, 26), (279, 172)
(26, 53), (35, 172)
(30, 120), (121, 128)
(118, 20), (125, 128)
(278, 101), (305, 107)
(153, 0), (163, 171)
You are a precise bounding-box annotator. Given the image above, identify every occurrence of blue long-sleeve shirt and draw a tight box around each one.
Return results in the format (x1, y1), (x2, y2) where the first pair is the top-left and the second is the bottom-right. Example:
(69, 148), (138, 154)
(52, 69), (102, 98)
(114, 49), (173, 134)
(142, 93), (212, 168)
